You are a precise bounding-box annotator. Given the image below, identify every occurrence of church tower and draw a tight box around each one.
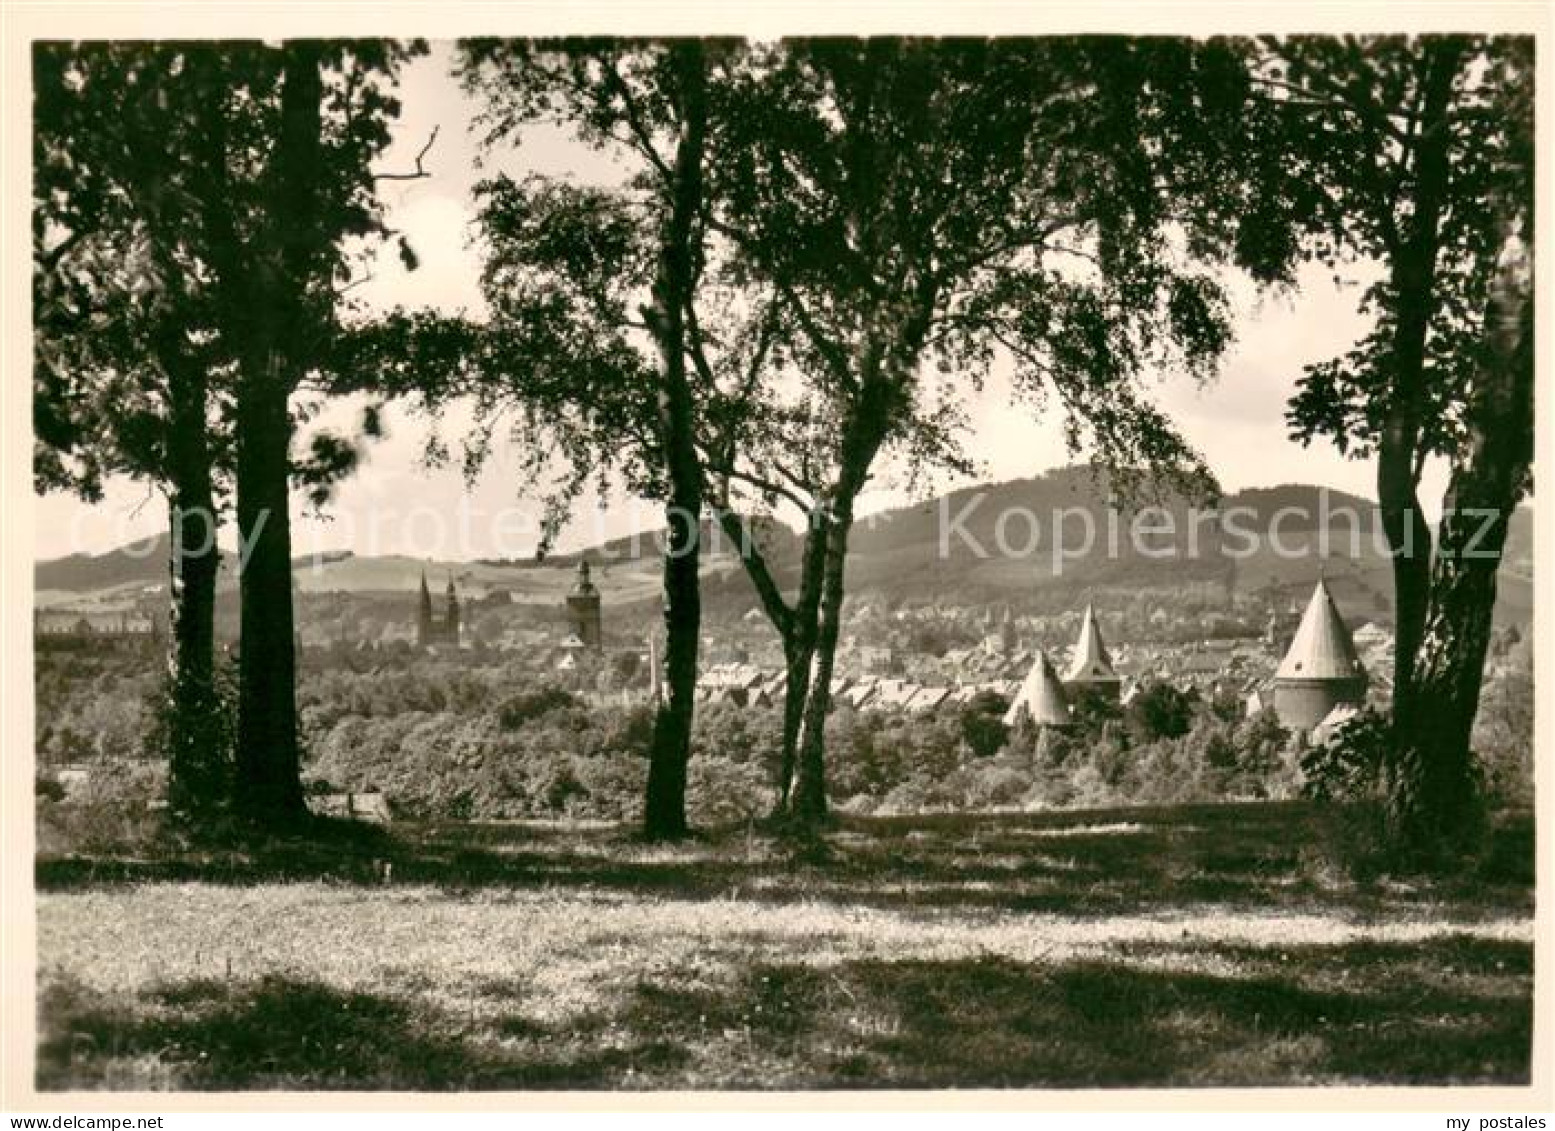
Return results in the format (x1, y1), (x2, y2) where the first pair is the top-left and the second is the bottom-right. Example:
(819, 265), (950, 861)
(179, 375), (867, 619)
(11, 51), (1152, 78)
(1003, 650), (1072, 729)
(567, 560), (603, 651)
(1273, 579), (1367, 731)
(1063, 603), (1121, 703)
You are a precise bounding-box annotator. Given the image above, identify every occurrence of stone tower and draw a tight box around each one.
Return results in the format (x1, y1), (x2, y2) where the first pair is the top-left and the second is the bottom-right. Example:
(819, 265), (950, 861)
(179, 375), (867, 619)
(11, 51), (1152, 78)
(1063, 603), (1121, 704)
(567, 560), (603, 651)
(1273, 579), (1367, 731)
(1003, 650), (1072, 729)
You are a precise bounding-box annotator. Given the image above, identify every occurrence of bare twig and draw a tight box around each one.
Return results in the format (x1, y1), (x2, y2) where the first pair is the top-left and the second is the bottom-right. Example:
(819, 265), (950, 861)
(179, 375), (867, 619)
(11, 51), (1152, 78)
(373, 126), (440, 183)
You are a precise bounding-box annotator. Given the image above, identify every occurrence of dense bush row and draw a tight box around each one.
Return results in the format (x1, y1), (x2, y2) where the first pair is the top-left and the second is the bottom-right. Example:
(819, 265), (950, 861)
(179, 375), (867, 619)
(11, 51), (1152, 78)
(35, 651), (161, 765)
(34, 636), (1534, 829)
(823, 684), (1298, 816)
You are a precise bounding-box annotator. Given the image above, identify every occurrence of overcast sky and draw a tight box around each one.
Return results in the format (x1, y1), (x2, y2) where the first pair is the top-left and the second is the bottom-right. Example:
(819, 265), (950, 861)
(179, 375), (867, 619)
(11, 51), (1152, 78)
(34, 43), (1453, 563)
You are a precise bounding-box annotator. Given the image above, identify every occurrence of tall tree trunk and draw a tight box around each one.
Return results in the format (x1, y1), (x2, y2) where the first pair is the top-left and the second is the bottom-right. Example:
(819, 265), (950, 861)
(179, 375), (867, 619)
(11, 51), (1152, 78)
(1376, 450), (1434, 720)
(232, 42), (324, 825)
(774, 516), (828, 810)
(162, 342), (224, 818)
(642, 43), (707, 842)
(789, 492), (854, 826)
(789, 413), (886, 827)
(1387, 201), (1533, 861)
(710, 500), (828, 814)
(644, 500), (701, 839)
(233, 353), (303, 821)
(776, 640), (813, 809)
(796, 513), (845, 821)
(784, 307), (926, 830)
(1375, 41), (1460, 722)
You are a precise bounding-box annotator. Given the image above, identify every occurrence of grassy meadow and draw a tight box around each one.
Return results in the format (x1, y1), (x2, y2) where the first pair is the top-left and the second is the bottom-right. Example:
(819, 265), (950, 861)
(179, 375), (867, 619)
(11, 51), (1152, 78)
(35, 801), (1534, 1091)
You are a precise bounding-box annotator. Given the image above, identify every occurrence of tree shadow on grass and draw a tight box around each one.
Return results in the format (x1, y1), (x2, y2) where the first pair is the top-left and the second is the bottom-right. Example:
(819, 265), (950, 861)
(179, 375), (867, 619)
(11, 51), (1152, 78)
(37, 974), (686, 1091)
(33, 803), (1536, 923)
(614, 935), (1534, 1089)
(39, 934), (1532, 1090)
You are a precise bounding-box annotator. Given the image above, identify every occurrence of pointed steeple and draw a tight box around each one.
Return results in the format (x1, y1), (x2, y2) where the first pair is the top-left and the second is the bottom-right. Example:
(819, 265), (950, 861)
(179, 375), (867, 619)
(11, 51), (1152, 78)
(1275, 579), (1364, 682)
(1003, 650), (1072, 728)
(1000, 605), (1017, 654)
(565, 558), (603, 650)
(1063, 603), (1119, 685)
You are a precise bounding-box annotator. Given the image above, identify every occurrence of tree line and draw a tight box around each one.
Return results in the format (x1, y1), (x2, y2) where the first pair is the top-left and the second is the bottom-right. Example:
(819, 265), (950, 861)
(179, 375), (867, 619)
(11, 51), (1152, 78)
(34, 35), (1533, 864)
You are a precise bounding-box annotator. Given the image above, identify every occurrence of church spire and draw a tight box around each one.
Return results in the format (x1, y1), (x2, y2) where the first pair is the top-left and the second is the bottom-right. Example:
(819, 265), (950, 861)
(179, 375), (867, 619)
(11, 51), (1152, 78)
(1064, 603), (1118, 684)
(566, 558), (603, 650)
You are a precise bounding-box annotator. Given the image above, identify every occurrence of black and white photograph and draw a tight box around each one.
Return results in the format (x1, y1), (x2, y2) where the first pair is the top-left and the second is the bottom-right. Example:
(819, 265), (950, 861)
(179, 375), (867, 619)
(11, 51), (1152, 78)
(4, 1), (1547, 1109)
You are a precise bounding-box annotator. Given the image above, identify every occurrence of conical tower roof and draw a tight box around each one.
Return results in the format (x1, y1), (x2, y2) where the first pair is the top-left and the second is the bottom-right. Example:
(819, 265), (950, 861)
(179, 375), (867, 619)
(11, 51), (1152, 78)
(1003, 651), (1071, 728)
(1276, 580), (1365, 682)
(1063, 603), (1119, 684)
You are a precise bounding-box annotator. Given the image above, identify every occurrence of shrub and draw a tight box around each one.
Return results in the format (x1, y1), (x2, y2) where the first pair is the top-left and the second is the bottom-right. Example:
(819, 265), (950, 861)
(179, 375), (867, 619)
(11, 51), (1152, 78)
(1473, 640), (1534, 806)
(36, 799), (164, 858)
(543, 765), (589, 813)
(687, 756), (773, 826)
(1125, 681), (1198, 742)
(497, 686), (581, 730)
(1299, 709), (1391, 803)
(964, 762), (1031, 809)
(605, 704), (656, 758)
(959, 692), (1009, 758)
(143, 656), (239, 815)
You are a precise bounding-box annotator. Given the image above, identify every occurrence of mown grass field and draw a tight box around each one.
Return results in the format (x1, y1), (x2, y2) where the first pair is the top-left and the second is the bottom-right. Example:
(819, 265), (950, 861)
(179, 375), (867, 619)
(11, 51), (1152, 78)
(35, 801), (1534, 1091)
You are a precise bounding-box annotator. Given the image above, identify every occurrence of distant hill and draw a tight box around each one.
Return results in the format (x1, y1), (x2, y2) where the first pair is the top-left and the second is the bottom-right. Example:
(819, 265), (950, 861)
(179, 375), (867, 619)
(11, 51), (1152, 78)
(35, 533), (192, 594)
(543, 514), (803, 571)
(34, 468), (1534, 627)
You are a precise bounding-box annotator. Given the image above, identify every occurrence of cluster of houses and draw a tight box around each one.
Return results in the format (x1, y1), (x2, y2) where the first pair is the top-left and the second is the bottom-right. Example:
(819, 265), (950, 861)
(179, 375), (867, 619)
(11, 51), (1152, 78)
(34, 604), (160, 650)
(695, 663), (991, 714)
(40, 545), (1380, 748)
(691, 579), (1379, 743)
(996, 580), (1373, 740)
